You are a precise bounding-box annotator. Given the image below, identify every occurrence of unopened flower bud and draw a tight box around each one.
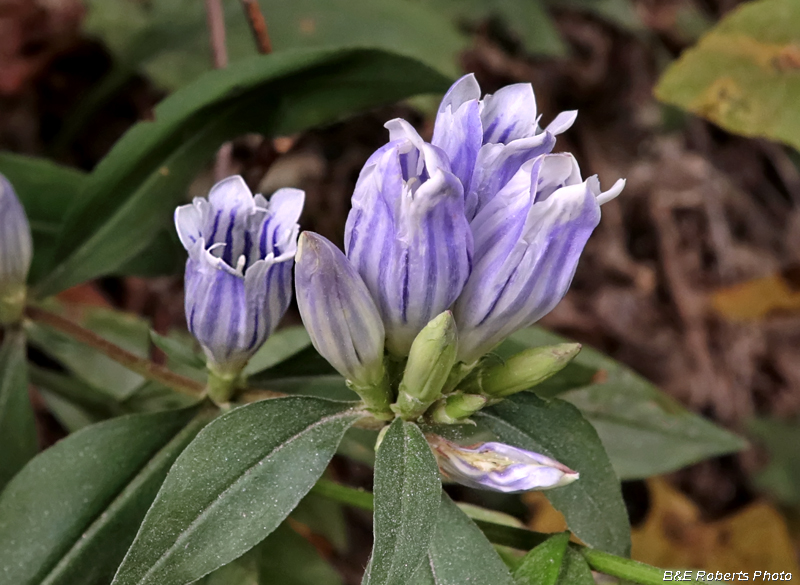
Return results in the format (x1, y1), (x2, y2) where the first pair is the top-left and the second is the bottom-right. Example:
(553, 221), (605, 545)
(295, 232), (392, 418)
(428, 435), (579, 493)
(393, 311), (458, 420)
(462, 343), (581, 398)
(429, 392), (487, 425)
(0, 174), (32, 325)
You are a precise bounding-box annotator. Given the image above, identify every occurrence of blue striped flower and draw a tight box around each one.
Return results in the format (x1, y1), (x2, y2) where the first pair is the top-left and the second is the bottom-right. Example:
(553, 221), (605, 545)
(345, 119), (473, 356)
(454, 153), (624, 363)
(429, 435), (579, 493)
(175, 176), (303, 375)
(432, 74), (577, 220)
(0, 174), (32, 325)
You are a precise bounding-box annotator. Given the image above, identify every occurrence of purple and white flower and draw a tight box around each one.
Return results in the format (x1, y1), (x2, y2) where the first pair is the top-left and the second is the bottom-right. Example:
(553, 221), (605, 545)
(428, 435), (579, 493)
(175, 176), (303, 375)
(345, 119), (473, 356)
(0, 174), (32, 324)
(431, 74), (577, 220)
(454, 153), (625, 363)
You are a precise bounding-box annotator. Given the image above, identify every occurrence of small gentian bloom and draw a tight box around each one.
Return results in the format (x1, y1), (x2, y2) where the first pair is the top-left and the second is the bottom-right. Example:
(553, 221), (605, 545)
(0, 174), (32, 325)
(294, 231), (387, 392)
(175, 176), (303, 375)
(432, 74), (576, 220)
(428, 435), (578, 493)
(454, 154), (625, 363)
(345, 119), (473, 356)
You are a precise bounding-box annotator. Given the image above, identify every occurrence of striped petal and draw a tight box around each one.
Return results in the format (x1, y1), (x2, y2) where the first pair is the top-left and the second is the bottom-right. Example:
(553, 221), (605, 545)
(429, 435), (579, 493)
(455, 177), (603, 363)
(176, 176), (302, 372)
(294, 232), (385, 386)
(467, 131), (555, 219)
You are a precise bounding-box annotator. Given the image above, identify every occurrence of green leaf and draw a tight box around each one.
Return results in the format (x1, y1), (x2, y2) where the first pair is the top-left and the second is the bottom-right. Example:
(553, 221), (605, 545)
(111, 397), (360, 585)
(149, 330), (205, 371)
(292, 492), (349, 553)
(247, 346), (338, 385)
(35, 48), (451, 297)
(424, 0), (566, 56)
(0, 407), (206, 585)
(554, 547), (595, 584)
(0, 329), (37, 490)
(83, 0), (463, 92)
(26, 307), (152, 400)
(0, 153), (86, 284)
(257, 523), (343, 585)
(411, 494), (516, 585)
(364, 419), (441, 585)
(477, 393), (631, 557)
(654, 0), (800, 150)
(748, 417), (800, 507)
(30, 365), (123, 431)
(513, 532), (570, 585)
(0, 153), (185, 281)
(499, 328), (746, 479)
(196, 558), (257, 585)
(243, 326), (312, 376)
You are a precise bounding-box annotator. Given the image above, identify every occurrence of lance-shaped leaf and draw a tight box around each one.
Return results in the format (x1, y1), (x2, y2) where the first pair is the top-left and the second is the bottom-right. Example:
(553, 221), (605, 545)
(513, 532), (570, 585)
(257, 523), (343, 585)
(410, 493), (515, 585)
(0, 407), (206, 585)
(111, 397), (360, 585)
(0, 329), (36, 490)
(35, 48), (450, 297)
(477, 393), (631, 557)
(363, 419), (441, 585)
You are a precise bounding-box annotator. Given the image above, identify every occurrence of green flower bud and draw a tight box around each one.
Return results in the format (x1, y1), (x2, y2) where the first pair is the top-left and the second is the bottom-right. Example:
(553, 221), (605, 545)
(463, 343), (580, 398)
(430, 392), (487, 424)
(393, 311), (458, 420)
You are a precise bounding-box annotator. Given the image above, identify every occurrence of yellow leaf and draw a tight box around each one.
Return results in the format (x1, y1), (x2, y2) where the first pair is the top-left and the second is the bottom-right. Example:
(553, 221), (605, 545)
(631, 479), (798, 575)
(711, 273), (800, 321)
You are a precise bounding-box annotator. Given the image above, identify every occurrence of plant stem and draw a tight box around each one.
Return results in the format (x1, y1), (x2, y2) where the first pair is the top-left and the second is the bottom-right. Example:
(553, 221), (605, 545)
(312, 479), (696, 585)
(239, 0), (272, 54)
(25, 305), (206, 399)
(579, 548), (705, 585)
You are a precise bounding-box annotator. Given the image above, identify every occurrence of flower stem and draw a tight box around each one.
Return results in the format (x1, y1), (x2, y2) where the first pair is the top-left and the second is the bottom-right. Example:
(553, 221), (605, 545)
(579, 548), (705, 584)
(25, 305), (206, 399)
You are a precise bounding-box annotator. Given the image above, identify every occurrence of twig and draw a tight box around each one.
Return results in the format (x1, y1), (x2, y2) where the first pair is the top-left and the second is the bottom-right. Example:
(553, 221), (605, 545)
(239, 0), (272, 54)
(25, 305), (206, 399)
(205, 0), (228, 69)
(205, 0), (232, 180)
(237, 0), (278, 192)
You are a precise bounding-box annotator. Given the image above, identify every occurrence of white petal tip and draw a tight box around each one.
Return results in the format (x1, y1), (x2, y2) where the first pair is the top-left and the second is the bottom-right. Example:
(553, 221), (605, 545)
(596, 178), (626, 205)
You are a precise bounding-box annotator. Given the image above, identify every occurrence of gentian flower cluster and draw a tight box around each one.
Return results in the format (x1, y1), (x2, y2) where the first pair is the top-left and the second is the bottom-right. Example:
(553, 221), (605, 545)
(175, 176), (303, 400)
(176, 75), (623, 492)
(0, 174), (32, 325)
(294, 75), (624, 492)
(296, 74), (623, 379)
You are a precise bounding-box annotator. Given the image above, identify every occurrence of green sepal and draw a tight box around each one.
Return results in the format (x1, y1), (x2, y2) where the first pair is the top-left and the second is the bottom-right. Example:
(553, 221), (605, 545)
(462, 343), (581, 398)
(429, 392), (487, 424)
(394, 311), (458, 420)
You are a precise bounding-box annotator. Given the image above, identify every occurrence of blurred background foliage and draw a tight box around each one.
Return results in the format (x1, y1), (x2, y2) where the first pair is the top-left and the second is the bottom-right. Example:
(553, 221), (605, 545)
(1, 0), (800, 579)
